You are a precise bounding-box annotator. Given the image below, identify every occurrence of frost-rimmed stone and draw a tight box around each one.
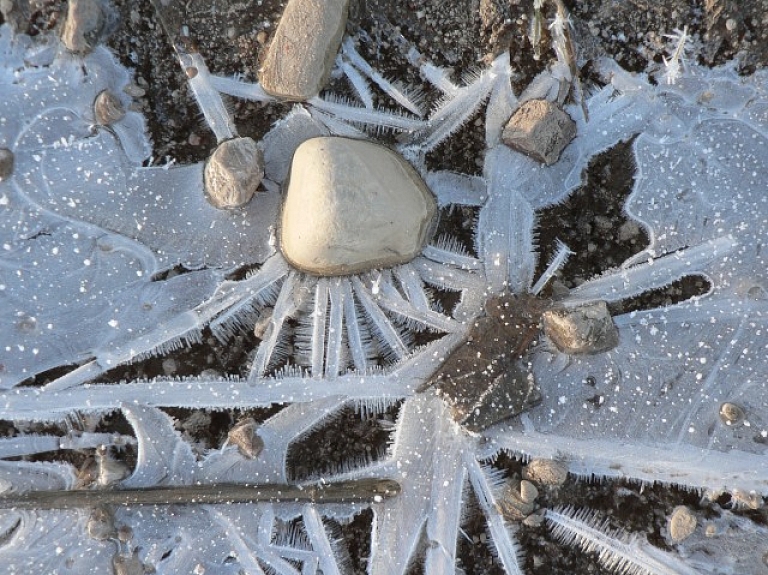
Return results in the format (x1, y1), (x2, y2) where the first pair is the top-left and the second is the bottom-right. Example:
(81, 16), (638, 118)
(204, 137), (264, 209)
(501, 99), (576, 165)
(542, 300), (618, 355)
(280, 137), (437, 276)
(259, 0), (349, 100)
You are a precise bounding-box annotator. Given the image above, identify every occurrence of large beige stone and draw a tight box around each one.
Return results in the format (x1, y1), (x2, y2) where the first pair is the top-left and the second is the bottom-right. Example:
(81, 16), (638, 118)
(280, 137), (436, 276)
(259, 0), (349, 101)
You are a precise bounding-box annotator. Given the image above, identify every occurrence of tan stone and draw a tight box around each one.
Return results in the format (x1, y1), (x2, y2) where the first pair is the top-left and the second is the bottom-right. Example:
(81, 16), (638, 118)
(94, 90), (125, 125)
(259, 0), (349, 101)
(60, 0), (105, 54)
(668, 506), (697, 543)
(228, 418), (264, 459)
(280, 137), (436, 276)
(204, 137), (264, 209)
(523, 458), (569, 486)
(502, 99), (576, 165)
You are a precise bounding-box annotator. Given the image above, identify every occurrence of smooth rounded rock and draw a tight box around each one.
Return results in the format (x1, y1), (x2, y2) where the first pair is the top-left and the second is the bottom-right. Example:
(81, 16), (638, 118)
(94, 90), (125, 125)
(280, 137), (437, 276)
(668, 505), (697, 543)
(259, 0), (349, 100)
(204, 137), (264, 209)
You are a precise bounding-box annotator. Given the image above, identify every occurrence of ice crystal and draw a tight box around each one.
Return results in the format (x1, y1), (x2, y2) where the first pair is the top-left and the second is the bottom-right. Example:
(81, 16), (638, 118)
(1, 4), (768, 574)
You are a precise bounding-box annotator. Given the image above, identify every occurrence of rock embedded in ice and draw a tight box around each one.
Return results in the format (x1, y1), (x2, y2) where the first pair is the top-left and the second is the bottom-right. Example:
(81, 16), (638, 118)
(668, 505), (697, 543)
(60, 0), (107, 54)
(0, 147), (13, 180)
(542, 300), (619, 355)
(280, 137), (437, 276)
(502, 99), (576, 165)
(259, 0), (349, 100)
(523, 458), (569, 486)
(204, 137), (264, 209)
(94, 90), (125, 125)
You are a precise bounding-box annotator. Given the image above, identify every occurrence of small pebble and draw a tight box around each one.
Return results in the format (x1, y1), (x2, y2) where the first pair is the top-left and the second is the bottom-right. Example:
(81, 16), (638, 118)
(523, 459), (569, 486)
(94, 90), (125, 125)
(502, 100), (576, 166)
(668, 505), (697, 543)
(259, 0), (349, 100)
(204, 137), (264, 209)
(227, 418), (265, 459)
(543, 301), (619, 355)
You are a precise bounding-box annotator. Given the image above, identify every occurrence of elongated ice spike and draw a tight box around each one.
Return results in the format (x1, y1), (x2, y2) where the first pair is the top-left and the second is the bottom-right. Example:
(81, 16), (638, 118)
(337, 55), (375, 109)
(393, 264), (434, 312)
(0, 433), (135, 459)
(465, 456), (526, 575)
(309, 95), (424, 132)
(302, 505), (344, 575)
(480, 427), (768, 496)
(546, 507), (701, 575)
(341, 280), (369, 372)
(373, 274), (459, 333)
(423, 242), (481, 271)
(209, 74), (276, 102)
(531, 240), (572, 295)
(342, 38), (424, 116)
(325, 278), (346, 377)
(407, 46), (459, 96)
(178, 51), (237, 142)
(426, 170), (488, 207)
(566, 236), (736, 305)
(409, 65), (496, 152)
(351, 277), (410, 360)
(250, 272), (307, 377)
(310, 279), (330, 377)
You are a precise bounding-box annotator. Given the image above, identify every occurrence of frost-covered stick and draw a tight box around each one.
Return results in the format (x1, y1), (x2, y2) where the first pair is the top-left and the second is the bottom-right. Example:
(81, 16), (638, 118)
(0, 479), (401, 510)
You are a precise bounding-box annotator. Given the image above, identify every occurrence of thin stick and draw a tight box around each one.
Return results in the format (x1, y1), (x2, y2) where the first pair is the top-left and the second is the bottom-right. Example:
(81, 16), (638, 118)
(0, 479), (401, 510)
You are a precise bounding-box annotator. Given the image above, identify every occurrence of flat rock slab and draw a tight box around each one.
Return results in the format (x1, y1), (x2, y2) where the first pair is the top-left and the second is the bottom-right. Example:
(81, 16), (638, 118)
(280, 137), (436, 276)
(502, 99), (576, 165)
(259, 0), (349, 101)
